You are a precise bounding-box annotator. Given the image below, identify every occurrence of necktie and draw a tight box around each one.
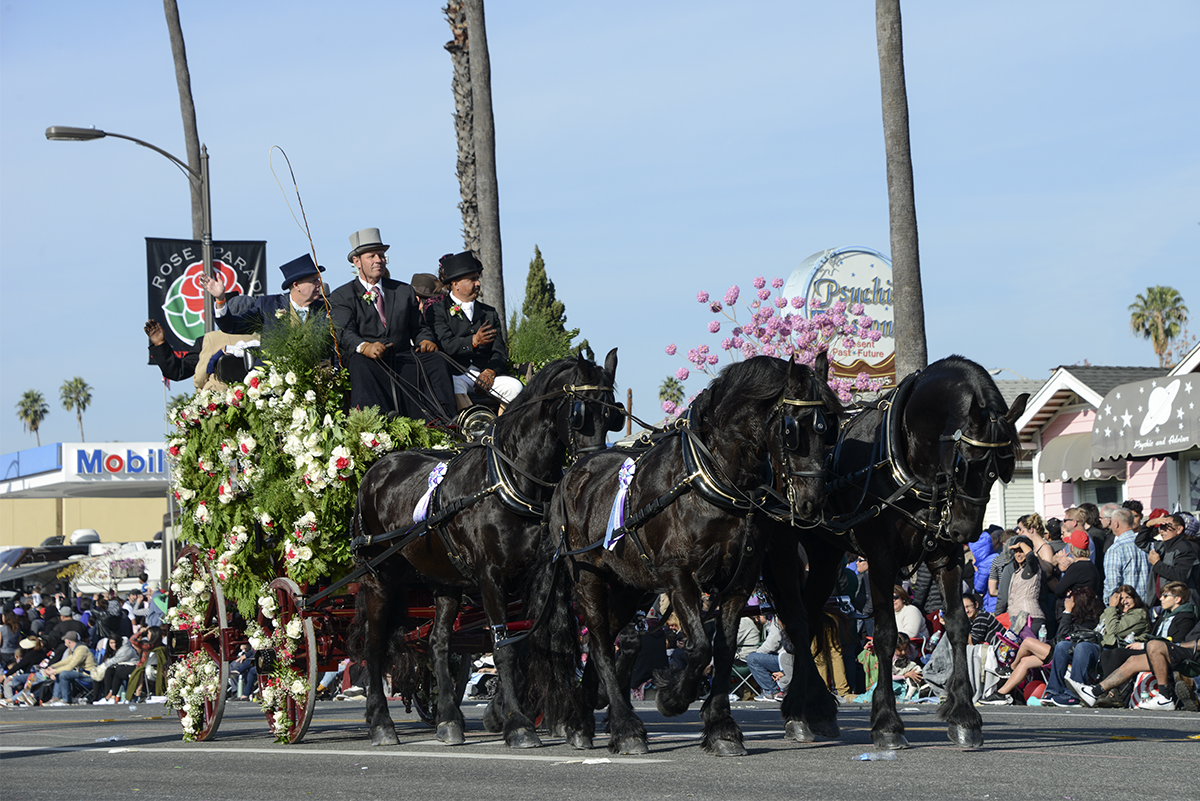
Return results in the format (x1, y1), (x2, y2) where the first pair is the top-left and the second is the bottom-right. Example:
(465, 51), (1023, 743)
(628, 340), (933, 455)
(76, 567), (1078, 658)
(372, 287), (387, 327)
(296, 307), (307, 323)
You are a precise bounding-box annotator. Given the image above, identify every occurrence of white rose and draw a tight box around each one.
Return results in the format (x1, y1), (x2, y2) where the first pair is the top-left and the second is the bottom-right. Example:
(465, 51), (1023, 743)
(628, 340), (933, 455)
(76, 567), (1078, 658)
(304, 389), (316, 402)
(282, 389), (296, 405)
(285, 371), (298, 386)
(181, 714), (194, 731)
(290, 679), (306, 695)
(191, 579), (207, 594)
(297, 546), (313, 561)
(285, 618), (302, 639)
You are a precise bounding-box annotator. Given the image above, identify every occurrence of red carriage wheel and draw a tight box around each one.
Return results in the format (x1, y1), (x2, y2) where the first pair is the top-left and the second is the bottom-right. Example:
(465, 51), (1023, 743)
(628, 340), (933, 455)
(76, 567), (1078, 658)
(169, 545), (230, 742)
(260, 577), (318, 744)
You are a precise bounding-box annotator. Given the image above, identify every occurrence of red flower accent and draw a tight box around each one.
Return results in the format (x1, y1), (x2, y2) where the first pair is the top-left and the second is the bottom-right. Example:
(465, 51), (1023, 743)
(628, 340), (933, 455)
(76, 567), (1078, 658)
(249, 376), (260, 389)
(335, 457), (350, 470)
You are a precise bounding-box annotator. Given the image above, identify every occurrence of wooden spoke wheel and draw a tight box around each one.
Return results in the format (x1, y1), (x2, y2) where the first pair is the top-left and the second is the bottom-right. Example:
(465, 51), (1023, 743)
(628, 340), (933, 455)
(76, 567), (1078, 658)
(169, 545), (230, 742)
(259, 577), (318, 744)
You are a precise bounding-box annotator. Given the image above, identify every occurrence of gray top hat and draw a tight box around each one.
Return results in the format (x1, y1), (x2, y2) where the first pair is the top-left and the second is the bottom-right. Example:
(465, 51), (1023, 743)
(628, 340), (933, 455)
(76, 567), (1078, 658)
(348, 228), (390, 263)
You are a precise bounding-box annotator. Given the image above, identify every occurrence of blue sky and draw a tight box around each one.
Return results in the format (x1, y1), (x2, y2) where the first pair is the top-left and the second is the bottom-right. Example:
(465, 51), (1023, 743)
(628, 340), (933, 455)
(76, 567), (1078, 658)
(2, 2), (1197, 451)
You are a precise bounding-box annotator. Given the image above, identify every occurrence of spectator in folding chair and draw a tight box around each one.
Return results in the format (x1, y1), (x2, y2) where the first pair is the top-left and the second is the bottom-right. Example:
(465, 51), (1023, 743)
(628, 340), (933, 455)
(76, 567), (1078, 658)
(1069, 616), (1200, 711)
(44, 630), (96, 706)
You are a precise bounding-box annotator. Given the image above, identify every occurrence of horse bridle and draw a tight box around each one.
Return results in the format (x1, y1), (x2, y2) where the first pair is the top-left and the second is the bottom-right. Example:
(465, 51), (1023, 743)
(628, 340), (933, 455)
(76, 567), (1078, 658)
(771, 377), (839, 523)
(937, 415), (1015, 506)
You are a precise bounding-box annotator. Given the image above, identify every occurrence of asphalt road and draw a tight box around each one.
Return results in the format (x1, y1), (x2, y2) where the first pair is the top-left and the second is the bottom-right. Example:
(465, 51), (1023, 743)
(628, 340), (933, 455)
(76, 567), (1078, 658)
(2, 698), (1198, 801)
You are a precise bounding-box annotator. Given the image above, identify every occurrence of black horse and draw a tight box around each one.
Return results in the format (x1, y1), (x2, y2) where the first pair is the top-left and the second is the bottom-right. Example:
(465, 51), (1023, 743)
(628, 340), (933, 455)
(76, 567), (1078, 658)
(786, 355), (1027, 750)
(548, 355), (842, 755)
(350, 349), (622, 748)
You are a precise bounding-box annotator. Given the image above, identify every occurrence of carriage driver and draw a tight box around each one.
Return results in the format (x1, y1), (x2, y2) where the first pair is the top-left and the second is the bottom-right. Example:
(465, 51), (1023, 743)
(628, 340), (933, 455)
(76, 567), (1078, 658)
(328, 228), (456, 421)
(428, 251), (523, 411)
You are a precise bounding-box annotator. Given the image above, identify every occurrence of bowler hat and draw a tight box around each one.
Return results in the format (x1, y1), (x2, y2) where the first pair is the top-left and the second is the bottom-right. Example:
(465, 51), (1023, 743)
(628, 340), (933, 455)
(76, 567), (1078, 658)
(348, 228), (389, 263)
(279, 253), (324, 290)
(410, 273), (440, 299)
(438, 251), (483, 283)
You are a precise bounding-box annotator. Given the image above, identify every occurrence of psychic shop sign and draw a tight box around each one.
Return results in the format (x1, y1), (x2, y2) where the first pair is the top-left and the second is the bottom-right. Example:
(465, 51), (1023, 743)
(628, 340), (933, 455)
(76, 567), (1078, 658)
(146, 238), (266, 354)
(1092, 376), (1199, 461)
(781, 247), (896, 389)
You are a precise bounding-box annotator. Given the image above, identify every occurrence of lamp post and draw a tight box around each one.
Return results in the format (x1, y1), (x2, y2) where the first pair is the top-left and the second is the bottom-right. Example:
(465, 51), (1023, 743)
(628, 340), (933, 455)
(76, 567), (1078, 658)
(988, 367), (1028, 381)
(45, 126), (215, 332)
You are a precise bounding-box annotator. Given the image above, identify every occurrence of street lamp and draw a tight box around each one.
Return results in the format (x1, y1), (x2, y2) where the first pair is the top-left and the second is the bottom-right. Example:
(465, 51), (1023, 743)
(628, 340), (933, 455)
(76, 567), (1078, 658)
(988, 367), (1029, 381)
(45, 125), (215, 332)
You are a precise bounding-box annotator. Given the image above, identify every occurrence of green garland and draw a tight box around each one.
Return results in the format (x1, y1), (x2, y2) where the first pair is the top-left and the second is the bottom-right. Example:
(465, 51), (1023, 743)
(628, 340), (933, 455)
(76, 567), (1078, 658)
(167, 322), (451, 618)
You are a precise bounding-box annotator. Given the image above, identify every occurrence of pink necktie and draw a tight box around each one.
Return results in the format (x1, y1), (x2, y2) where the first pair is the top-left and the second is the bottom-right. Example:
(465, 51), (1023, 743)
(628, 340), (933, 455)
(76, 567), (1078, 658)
(372, 287), (386, 328)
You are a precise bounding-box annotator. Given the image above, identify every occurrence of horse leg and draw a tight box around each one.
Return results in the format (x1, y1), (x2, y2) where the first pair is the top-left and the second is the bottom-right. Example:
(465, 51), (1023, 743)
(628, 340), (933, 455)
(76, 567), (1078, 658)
(932, 556), (984, 749)
(576, 572), (648, 754)
(525, 558), (594, 750)
(429, 590), (466, 745)
(865, 554), (908, 750)
(479, 573), (541, 749)
(699, 594), (750, 756)
(361, 584), (399, 746)
(655, 580), (711, 717)
(772, 536), (841, 742)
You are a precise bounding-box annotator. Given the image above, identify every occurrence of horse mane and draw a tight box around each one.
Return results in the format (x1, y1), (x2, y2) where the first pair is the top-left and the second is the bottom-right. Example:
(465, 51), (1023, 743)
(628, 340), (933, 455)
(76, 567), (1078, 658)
(933, 355), (1006, 413)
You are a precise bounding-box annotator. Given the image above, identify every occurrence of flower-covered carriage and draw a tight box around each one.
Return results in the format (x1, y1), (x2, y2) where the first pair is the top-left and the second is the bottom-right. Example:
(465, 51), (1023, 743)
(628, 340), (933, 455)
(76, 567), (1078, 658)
(162, 332), (511, 744)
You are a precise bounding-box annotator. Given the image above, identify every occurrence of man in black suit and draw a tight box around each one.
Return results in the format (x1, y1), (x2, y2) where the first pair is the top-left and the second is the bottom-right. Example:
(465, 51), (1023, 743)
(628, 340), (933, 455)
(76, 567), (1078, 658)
(204, 253), (328, 336)
(329, 228), (454, 420)
(428, 251), (523, 409)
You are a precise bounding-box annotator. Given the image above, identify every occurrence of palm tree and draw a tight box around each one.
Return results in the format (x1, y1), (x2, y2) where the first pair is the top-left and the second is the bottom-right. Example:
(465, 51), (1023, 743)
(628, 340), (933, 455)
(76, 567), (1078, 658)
(876, 0), (928, 379)
(163, 0), (203, 240)
(659, 377), (684, 408)
(60, 377), (93, 442)
(1129, 286), (1188, 368)
(16, 390), (49, 446)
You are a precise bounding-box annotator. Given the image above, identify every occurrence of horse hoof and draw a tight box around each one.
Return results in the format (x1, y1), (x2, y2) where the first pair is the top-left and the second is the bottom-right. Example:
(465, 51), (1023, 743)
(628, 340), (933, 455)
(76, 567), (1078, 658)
(784, 720), (817, 742)
(566, 731), (593, 750)
(611, 737), (649, 755)
(711, 739), (748, 757)
(947, 724), (983, 750)
(507, 729), (543, 749)
(436, 721), (465, 746)
(808, 718), (841, 740)
(370, 726), (399, 746)
(872, 732), (910, 750)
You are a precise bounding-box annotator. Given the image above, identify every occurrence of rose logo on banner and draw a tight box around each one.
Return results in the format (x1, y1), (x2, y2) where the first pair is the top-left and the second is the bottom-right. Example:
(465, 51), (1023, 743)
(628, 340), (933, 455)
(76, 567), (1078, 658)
(162, 260), (243, 346)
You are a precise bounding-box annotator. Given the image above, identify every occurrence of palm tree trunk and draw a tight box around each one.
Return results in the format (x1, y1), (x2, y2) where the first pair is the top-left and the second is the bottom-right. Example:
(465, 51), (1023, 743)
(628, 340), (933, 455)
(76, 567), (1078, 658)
(444, 3), (479, 255)
(162, 0), (203, 241)
(77, 410), (85, 443)
(876, 0), (927, 379)
(463, 0), (506, 330)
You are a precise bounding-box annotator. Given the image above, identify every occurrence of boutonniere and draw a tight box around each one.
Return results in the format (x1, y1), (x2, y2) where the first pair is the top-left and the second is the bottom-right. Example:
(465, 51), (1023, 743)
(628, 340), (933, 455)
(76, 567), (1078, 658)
(450, 304), (464, 319)
(274, 309), (287, 319)
(362, 290), (375, 303)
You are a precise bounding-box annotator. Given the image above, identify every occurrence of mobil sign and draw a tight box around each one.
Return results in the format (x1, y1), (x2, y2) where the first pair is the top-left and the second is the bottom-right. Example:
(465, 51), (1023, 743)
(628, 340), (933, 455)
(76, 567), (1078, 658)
(68, 443), (167, 478)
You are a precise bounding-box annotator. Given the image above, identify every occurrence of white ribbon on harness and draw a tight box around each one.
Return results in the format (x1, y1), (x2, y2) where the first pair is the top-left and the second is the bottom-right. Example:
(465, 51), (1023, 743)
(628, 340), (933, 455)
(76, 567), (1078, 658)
(603, 457), (637, 550)
(412, 462), (449, 523)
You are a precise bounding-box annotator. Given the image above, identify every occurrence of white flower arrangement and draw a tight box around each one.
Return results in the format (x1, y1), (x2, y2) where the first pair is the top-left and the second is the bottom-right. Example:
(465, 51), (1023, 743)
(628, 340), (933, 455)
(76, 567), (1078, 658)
(246, 588), (310, 743)
(165, 555), (212, 633)
(166, 650), (221, 742)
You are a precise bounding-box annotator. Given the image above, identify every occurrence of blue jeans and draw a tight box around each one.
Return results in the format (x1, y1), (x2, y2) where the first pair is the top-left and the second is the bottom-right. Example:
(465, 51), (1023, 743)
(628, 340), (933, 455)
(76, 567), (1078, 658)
(746, 651), (781, 695)
(51, 670), (89, 701)
(1045, 640), (1100, 701)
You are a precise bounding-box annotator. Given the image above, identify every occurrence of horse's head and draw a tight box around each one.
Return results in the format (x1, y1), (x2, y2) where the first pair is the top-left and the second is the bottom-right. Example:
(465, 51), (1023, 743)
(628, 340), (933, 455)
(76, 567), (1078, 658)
(903, 356), (1029, 542)
(695, 353), (842, 521)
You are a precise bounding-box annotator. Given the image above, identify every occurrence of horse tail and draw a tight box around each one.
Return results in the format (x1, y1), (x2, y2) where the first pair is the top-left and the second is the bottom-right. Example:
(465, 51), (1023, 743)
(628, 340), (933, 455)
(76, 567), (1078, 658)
(522, 534), (593, 743)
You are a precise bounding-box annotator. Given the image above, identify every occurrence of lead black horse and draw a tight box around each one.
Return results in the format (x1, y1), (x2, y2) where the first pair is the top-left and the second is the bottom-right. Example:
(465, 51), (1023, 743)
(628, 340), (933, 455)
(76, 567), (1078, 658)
(350, 350), (622, 748)
(786, 355), (1027, 749)
(548, 355), (842, 755)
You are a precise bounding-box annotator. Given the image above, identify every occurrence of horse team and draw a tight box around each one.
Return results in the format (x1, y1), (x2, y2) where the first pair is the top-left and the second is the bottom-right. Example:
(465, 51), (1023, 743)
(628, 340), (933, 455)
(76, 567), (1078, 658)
(351, 349), (1028, 755)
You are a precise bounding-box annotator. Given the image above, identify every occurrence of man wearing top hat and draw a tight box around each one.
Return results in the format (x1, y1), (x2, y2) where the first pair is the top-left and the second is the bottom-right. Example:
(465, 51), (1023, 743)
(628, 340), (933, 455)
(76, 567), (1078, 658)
(429, 251), (524, 409)
(204, 253), (329, 336)
(329, 228), (455, 420)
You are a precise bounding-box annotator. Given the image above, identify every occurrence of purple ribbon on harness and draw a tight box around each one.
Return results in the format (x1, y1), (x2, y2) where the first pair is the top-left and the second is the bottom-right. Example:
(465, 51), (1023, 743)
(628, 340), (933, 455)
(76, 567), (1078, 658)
(603, 457), (637, 550)
(413, 462), (449, 523)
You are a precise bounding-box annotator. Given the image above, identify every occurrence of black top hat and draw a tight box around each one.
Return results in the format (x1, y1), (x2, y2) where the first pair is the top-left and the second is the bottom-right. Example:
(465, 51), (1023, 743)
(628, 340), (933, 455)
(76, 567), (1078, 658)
(438, 252), (483, 283)
(279, 253), (324, 290)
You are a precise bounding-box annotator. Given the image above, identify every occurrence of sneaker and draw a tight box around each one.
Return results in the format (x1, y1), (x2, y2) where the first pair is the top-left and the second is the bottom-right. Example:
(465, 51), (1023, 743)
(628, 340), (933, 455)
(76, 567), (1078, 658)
(1041, 695), (1077, 708)
(343, 685), (364, 697)
(1066, 677), (1099, 707)
(772, 692), (786, 702)
(48, 699), (66, 707)
(94, 698), (114, 706)
(753, 693), (778, 702)
(18, 691), (35, 706)
(1095, 688), (1126, 708)
(994, 666), (1013, 679)
(980, 690), (1012, 705)
(1136, 693), (1176, 711)
(1174, 680), (1199, 713)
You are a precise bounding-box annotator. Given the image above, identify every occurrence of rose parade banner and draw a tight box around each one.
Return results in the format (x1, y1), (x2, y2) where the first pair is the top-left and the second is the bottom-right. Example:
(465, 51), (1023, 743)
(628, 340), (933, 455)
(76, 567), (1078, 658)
(146, 238), (267, 356)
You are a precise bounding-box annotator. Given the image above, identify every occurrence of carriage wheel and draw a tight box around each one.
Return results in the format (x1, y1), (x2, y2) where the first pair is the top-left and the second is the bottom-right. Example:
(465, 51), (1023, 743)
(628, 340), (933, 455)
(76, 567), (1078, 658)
(171, 545), (230, 742)
(410, 654), (471, 728)
(261, 577), (318, 744)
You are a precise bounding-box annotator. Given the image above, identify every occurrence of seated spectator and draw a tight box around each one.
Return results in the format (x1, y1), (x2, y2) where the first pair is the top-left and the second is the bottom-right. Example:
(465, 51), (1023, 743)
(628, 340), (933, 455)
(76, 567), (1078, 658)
(1069, 618), (1200, 711)
(745, 613), (786, 701)
(892, 585), (928, 640)
(429, 252), (524, 411)
(49, 607), (89, 651)
(93, 636), (141, 704)
(1047, 529), (1102, 625)
(1150, 582), (1197, 642)
(983, 586), (1104, 705)
(44, 630), (97, 706)
(126, 626), (168, 702)
(892, 633), (923, 699)
(965, 592), (1002, 645)
(229, 643), (258, 700)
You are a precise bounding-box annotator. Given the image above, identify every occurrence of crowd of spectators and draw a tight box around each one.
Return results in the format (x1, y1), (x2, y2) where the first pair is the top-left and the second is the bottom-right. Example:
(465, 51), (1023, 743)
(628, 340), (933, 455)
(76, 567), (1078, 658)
(1, 581), (172, 707)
